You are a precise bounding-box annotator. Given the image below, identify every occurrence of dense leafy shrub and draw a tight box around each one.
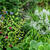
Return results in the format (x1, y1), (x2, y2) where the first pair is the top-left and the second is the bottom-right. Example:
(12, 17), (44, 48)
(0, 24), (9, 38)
(0, 9), (26, 48)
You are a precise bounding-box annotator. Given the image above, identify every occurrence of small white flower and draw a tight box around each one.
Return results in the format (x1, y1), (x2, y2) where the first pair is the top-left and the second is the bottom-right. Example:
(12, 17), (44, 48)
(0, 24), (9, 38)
(38, 20), (44, 24)
(29, 9), (50, 35)
(46, 10), (50, 15)
(35, 9), (39, 13)
(40, 11), (43, 16)
(48, 26), (50, 30)
(37, 25), (41, 30)
(30, 20), (37, 29)
(35, 9), (39, 16)
(45, 15), (49, 24)
(42, 9), (50, 15)
(30, 20), (34, 27)
(40, 30), (46, 34)
(43, 9), (46, 13)
(33, 22), (37, 29)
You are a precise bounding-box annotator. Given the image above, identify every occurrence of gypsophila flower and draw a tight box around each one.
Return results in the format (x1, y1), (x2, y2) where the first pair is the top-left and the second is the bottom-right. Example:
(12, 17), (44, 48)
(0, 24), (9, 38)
(30, 20), (37, 29)
(43, 9), (46, 13)
(48, 26), (50, 30)
(44, 15), (49, 24)
(29, 9), (50, 34)
(35, 9), (39, 16)
(42, 9), (50, 15)
(40, 30), (46, 34)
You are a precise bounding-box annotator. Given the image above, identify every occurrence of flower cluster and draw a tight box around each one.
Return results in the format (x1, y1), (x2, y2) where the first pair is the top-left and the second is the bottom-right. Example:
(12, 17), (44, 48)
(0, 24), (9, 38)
(30, 9), (50, 34)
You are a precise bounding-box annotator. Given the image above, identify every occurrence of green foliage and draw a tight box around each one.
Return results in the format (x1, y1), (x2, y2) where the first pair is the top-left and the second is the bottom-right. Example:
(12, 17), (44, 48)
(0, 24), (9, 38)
(0, 48), (2, 50)
(0, 11), (25, 48)
(7, 47), (21, 50)
(29, 40), (50, 50)
(0, 0), (50, 50)
(0, 0), (21, 11)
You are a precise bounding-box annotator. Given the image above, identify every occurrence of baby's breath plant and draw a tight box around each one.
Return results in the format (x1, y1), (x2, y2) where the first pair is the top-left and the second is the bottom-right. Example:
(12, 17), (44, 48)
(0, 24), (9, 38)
(24, 8), (50, 42)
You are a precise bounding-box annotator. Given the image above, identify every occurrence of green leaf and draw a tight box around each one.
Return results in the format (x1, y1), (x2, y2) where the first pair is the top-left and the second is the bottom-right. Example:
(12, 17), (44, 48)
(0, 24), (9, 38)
(12, 47), (20, 50)
(0, 48), (2, 50)
(29, 47), (36, 50)
(37, 42), (43, 47)
(30, 40), (37, 48)
(0, 0), (5, 2)
(38, 45), (44, 50)
(48, 44), (50, 50)
(7, 47), (11, 50)
(44, 43), (50, 50)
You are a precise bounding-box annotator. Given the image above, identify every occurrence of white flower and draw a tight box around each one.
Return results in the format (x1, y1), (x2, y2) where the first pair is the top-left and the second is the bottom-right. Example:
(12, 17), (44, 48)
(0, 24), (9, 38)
(44, 15), (49, 24)
(39, 11), (43, 19)
(35, 9), (50, 18)
(29, 9), (50, 35)
(40, 11), (43, 16)
(37, 25), (41, 30)
(35, 9), (39, 16)
(46, 10), (50, 15)
(33, 22), (37, 29)
(48, 26), (50, 30)
(38, 20), (44, 25)
(30, 20), (34, 28)
(30, 20), (37, 29)
(43, 9), (50, 15)
(40, 30), (46, 34)
(35, 9), (39, 13)
(42, 9), (46, 13)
